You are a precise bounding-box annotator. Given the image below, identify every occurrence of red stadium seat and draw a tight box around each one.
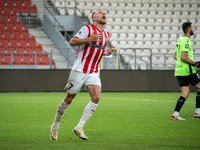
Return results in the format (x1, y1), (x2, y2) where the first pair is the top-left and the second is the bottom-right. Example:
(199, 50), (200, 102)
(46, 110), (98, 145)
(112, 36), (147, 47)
(29, 54), (36, 65)
(0, 14), (8, 21)
(0, 1), (5, 6)
(20, 54), (29, 65)
(27, 35), (36, 45)
(0, 53), (11, 65)
(0, 46), (6, 52)
(2, 6), (12, 14)
(21, 6), (29, 16)
(3, 30), (11, 37)
(9, 37), (18, 45)
(34, 43), (43, 52)
(15, 20), (23, 29)
(8, 14), (17, 21)
(7, 45), (15, 52)
(21, 27), (29, 37)
(14, 0), (22, 7)
(23, 0), (31, 6)
(25, 46), (33, 52)
(37, 52), (50, 65)
(0, 37), (9, 45)
(30, 4), (37, 16)
(16, 45), (24, 52)
(0, 21), (5, 29)
(5, 21), (15, 30)
(13, 53), (22, 65)
(11, 29), (20, 37)
(12, 6), (20, 16)
(22, 0), (31, 7)
(18, 37), (26, 45)
(5, 0), (15, 6)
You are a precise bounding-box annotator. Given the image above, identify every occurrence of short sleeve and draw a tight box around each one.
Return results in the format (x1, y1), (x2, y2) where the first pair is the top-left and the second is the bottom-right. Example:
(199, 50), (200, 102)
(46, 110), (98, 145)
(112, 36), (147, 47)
(181, 38), (190, 52)
(74, 26), (89, 39)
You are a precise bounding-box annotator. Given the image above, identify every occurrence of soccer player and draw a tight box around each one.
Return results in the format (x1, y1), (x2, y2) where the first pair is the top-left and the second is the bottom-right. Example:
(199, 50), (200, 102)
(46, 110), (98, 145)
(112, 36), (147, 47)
(50, 10), (113, 140)
(171, 22), (200, 120)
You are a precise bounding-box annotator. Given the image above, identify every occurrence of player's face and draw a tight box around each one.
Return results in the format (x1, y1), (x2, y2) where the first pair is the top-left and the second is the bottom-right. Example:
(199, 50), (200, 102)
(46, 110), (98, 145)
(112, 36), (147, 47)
(190, 25), (194, 36)
(95, 10), (107, 25)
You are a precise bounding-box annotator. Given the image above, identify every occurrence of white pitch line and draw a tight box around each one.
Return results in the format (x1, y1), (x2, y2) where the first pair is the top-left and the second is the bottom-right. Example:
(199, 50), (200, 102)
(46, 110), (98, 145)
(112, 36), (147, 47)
(101, 97), (195, 104)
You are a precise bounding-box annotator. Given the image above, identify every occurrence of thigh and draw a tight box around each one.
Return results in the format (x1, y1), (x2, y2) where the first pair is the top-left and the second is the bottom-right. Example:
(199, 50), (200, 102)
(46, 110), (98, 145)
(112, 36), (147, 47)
(85, 73), (102, 104)
(64, 70), (86, 94)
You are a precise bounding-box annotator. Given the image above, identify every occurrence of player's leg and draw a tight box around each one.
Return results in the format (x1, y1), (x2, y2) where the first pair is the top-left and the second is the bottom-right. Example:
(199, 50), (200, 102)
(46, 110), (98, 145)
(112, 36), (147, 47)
(76, 85), (100, 128)
(172, 87), (189, 120)
(172, 86), (189, 117)
(50, 92), (76, 140)
(50, 71), (84, 140)
(51, 92), (76, 129)
(193, 82), (200, 118)
(172, 76), (189, 120)
(73, 73), (101, 140)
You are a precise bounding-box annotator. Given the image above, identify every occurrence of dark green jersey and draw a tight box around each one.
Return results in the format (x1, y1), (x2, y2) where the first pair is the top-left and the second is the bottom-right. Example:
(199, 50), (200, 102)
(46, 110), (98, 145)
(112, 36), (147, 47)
(175, 35), (196, 76)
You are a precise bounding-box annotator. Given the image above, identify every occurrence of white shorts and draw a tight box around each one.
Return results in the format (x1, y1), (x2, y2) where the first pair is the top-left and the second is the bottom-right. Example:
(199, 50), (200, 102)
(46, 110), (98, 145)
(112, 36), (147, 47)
(64, 70), (101, 94)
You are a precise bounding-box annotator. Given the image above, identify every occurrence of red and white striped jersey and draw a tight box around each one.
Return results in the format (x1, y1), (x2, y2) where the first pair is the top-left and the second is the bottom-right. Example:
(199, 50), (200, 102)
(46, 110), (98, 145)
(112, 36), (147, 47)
(72, 24), (109, 74)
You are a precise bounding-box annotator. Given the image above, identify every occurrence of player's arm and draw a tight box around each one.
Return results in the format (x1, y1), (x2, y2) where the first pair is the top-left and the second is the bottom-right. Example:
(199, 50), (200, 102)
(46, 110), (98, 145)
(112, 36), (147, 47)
(69, 32), (103, 46)
(181, 51), (193, 65)
(103, 45), (113, 56)
(174, 52), (177, 60)
(181, 50), (200, 68)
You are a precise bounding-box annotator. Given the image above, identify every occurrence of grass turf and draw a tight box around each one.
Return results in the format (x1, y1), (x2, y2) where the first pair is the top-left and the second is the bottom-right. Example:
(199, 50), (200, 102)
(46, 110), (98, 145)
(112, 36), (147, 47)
(0, 92), (200, 150)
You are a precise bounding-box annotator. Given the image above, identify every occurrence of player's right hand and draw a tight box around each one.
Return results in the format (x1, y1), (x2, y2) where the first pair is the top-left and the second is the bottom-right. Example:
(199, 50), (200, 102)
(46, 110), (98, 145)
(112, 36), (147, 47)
(192, 61), (200, 68)
(90, 31), (103, 42)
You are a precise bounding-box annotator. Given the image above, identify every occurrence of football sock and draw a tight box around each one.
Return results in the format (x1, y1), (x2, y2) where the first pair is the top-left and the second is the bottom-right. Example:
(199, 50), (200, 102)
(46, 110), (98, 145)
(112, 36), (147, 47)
(174, 96), (186, 112)
(196, 92), (200, 113)
(173, 111), (179, 116)
(196, 108), (200, 114)
(75, 100), (98, 129)
(51, 100), (69, 129)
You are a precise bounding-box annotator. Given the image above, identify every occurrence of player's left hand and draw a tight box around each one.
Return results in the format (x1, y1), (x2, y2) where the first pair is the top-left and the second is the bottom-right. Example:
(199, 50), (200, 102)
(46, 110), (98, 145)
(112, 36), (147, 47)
(192, 61), (200, 68)
(105, 45), (113, 56)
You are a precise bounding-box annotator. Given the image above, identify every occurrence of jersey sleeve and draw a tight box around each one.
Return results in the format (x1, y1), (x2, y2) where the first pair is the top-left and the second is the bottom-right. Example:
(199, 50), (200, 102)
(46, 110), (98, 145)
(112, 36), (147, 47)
(181, 38), (190, 52)
(73, 26), (89, 39)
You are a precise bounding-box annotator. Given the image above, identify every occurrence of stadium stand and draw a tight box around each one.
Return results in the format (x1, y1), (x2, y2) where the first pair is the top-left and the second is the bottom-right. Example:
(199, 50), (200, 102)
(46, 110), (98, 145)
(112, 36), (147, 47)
(2, 0), (199, 70)
(51, 0), (200, 70)
(0, 0), (55, 68)
(46, 0), (199, 69)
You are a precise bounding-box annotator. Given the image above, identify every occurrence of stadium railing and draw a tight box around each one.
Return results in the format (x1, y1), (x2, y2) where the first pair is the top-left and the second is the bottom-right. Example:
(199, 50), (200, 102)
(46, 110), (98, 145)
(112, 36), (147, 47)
(0, 51), (55, 69)
(44, 4), (72, 42)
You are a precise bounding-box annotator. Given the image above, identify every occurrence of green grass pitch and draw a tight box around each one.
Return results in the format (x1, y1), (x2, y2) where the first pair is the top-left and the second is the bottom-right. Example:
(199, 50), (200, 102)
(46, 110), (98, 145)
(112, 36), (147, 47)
(0, 92), (200, 150)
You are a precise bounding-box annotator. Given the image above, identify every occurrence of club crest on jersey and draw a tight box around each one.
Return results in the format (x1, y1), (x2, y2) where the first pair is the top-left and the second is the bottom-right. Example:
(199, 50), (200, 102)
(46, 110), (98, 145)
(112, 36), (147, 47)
(89, 43), (105, 49)
(185, 44), (189, 49)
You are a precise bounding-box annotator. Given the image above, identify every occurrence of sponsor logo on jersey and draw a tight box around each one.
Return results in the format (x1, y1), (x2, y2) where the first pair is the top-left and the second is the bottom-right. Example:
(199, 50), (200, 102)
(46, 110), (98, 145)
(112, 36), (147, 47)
(185, 44), (189, 49)
(89, 43), (105, 49)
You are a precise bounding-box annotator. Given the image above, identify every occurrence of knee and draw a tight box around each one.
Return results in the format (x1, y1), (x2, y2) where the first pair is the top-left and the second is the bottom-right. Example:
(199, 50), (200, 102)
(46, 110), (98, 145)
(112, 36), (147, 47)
(64, 93), (76, 105)
(64, 97), (72, 105)
(182, 93), (189, 99)
(91, 95), (100, 104)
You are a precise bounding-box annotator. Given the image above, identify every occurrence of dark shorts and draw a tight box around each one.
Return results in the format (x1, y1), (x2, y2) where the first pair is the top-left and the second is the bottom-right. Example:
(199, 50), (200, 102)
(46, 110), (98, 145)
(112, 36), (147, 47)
(176, 73), (200, 87)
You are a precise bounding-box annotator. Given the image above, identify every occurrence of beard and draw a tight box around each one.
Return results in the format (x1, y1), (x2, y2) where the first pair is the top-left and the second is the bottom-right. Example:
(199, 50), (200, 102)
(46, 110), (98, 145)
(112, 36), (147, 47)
(97, 18), (106, 25)
(190, 30), (194, 36)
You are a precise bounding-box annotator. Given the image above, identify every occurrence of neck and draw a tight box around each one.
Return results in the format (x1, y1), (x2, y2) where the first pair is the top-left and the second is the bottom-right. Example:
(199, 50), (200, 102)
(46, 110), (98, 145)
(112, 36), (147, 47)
(184, 32), (191, 38)
(94, 22), (104, 31)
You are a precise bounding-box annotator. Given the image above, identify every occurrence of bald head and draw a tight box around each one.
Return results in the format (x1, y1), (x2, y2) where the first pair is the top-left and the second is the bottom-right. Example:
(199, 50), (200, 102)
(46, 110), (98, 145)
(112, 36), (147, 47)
(91, 10), (107, 25)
